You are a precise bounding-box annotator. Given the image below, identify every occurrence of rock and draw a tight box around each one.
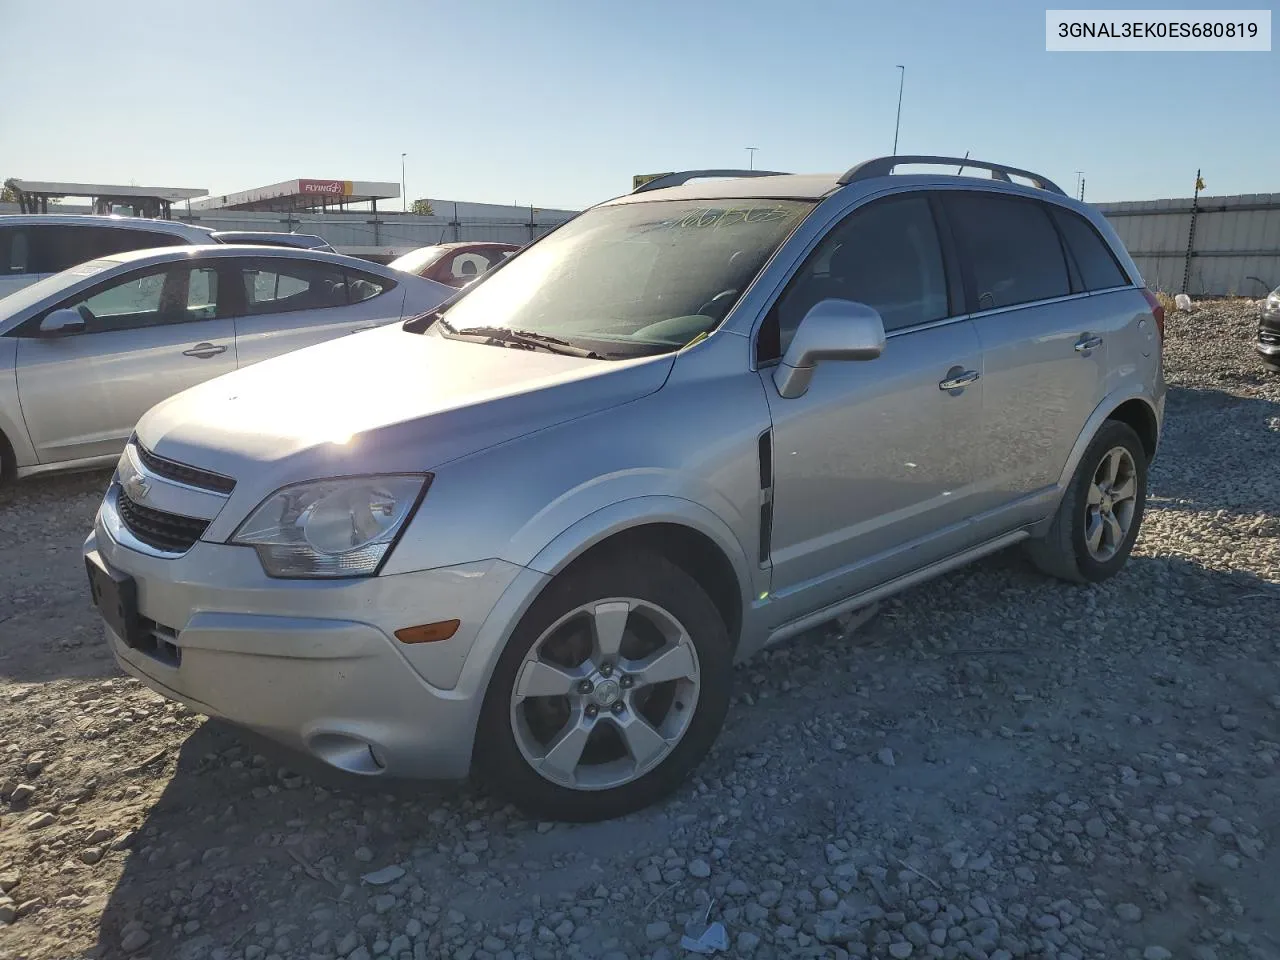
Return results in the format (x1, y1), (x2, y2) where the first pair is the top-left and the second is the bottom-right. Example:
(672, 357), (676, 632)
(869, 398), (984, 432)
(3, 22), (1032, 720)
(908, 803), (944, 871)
(23, 812), (54, 830)
(9, 784), (35, 804)
(689, 859), (711, 878)
(1220, 715), (1240, 731)
(349, 948), (372, 960)
(354, 846), (374, 863)
(0, 871), (19, 894)
(1116, 903), (1143, 922)
(121, 928), (151, 953)
(1085, 818), (1107, 838)
(1144, 948), (1173, 960)
(335, 931), (360, 955)
(80, 846), (105, 865)
(645, 920), (671, 940)
(904, 922), (930, 946)
(736, 931), (760, 953)
(889, 943), (914, 959)
(1208, 817), (1233, 836)
(372, 894), (398, 914)
(362, 865), (406, 885)
(0, 900), (14, 924)
(878, 748), (897, 767)
(86, 828), (113, 845)
(825, 843), (846, 864)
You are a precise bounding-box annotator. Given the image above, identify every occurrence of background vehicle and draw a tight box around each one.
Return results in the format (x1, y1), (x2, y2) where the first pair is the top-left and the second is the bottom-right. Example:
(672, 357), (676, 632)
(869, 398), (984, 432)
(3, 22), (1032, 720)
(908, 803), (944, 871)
(85, 157), (1164, 821)
(389, 241), (521, 287)
(209, 231), (334, 252)
(1258, 285), (1280, 372)
(0, 245), (451, 481)
(0, 215), (336, 298)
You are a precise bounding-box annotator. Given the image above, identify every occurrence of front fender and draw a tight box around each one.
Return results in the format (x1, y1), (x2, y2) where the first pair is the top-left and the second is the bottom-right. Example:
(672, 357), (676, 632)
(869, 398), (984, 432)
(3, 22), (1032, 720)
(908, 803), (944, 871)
(0, 338), (36, 472)
(528, 493), (755, 592)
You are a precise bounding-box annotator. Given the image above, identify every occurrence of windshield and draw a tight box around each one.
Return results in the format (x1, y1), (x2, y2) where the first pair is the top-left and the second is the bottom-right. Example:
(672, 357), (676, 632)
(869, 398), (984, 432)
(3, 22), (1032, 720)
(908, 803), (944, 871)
(430, 199), (813, 358)
(0, 258), (118, 315)
(389, 246), (447, 275)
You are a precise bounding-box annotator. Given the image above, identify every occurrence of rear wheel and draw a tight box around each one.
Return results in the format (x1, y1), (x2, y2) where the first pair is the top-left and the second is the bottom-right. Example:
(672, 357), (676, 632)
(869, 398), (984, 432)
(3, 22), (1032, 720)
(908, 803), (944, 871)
(475, 551), (731, 821)
(1026, 420), (1148, 583)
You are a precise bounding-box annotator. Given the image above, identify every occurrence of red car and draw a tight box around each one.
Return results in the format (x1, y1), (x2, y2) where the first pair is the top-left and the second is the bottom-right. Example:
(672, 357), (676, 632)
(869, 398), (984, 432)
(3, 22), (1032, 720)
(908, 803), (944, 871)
(388, 241), (520, 287)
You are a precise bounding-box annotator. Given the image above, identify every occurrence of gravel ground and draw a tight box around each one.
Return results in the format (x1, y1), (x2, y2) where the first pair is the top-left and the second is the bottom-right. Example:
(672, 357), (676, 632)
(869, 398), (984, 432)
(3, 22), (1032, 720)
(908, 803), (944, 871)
(1, 299), (1277, 960)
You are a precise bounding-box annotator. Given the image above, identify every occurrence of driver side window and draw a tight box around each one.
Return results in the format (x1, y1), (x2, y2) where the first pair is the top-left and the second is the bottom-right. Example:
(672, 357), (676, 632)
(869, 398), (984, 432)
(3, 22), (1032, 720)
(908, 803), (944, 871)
(53, 265), (218, 334)
(757, 194), (950, 363)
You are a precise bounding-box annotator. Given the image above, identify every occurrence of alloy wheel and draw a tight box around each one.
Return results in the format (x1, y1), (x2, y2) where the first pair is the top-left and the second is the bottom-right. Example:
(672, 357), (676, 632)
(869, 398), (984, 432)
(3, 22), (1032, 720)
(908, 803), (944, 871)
(509, 598), (701, 791)
(1084, 446), (1138, 561)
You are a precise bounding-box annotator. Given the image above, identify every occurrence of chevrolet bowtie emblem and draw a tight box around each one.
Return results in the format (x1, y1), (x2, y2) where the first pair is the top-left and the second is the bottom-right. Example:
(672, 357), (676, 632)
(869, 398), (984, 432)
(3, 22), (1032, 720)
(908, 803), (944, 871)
(124, 475), (151, 501)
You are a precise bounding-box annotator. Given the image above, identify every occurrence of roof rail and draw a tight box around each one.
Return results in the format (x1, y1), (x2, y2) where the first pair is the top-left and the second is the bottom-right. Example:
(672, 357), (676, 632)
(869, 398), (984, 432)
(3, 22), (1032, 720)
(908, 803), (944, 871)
(631, 169), (790, 194)
(838, 155), (1066, 197)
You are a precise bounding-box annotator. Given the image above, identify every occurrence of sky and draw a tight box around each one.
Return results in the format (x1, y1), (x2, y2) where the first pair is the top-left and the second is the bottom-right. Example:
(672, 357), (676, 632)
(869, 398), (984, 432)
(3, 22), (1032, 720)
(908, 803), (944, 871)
(1, 0), (1275, 211)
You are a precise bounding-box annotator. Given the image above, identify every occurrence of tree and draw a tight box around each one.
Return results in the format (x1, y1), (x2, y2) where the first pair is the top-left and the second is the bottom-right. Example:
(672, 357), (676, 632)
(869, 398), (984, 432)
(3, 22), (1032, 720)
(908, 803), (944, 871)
(1, 179), (19, 203)
(411, 198), (434, 216)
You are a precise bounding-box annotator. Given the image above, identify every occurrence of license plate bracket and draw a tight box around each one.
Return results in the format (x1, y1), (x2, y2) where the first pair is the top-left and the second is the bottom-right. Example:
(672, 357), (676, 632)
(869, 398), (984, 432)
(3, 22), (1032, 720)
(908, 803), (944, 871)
(86, 554), (145, 648)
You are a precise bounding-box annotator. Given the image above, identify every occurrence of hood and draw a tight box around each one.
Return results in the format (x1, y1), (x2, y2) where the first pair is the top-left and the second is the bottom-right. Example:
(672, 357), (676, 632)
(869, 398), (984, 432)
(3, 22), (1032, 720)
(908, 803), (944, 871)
(137, 323), (674, 485)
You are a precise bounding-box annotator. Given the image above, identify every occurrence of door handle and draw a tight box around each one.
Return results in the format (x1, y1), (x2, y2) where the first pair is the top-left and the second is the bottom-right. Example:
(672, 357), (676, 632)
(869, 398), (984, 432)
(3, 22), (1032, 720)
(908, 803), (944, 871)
(182, 342), (227, 359)
(1074, 335), (1104, 353)
(939, 369), (981, 391)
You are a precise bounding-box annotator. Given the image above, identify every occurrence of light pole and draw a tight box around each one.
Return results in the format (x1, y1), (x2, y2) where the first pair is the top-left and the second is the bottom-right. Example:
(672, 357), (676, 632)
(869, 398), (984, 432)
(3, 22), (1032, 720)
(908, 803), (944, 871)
(1075, 170), (1083, 200)
(401, 153), (407, 213)
(892, 65), (905, 155)
(745, 146), (759, 170)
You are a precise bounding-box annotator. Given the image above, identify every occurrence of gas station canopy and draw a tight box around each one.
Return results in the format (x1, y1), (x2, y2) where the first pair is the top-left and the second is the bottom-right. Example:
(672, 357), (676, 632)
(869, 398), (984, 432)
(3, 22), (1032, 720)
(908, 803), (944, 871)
(9, 180), (208, 217)
(190, 179), (401, 213)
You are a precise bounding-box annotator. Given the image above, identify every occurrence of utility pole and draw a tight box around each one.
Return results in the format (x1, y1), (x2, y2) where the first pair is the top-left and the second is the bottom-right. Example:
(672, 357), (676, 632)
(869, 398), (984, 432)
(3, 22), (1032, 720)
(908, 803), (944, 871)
(745, 147), (759, 170)
(1079, 177), (1085, 202)
(401, 153), (407, 213)
(892, 65), (905, 155)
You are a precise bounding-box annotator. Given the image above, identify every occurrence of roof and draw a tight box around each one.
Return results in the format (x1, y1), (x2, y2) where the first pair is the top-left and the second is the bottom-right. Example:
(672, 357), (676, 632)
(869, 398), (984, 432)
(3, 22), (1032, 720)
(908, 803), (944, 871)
(10, 180), (207, 201)
(190, 179), (400, 212)
(0, 213), (214, 235)
(606, 173), (842, 204)
(93, 243), (408, 274)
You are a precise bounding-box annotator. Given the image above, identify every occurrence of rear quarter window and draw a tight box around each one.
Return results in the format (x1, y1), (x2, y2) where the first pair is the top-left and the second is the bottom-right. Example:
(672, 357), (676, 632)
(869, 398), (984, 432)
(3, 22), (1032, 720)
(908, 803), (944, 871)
(1049, 208), (1129, 291)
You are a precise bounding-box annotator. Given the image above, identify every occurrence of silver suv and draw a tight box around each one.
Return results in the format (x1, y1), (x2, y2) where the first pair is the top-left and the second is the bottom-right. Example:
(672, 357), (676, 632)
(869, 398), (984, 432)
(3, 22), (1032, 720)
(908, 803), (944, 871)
(85, 156), (1166, 821)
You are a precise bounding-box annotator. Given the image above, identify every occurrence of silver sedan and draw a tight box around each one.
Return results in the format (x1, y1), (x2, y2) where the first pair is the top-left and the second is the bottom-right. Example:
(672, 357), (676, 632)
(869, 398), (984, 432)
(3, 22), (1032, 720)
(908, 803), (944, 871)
(0, 245), (453, 481)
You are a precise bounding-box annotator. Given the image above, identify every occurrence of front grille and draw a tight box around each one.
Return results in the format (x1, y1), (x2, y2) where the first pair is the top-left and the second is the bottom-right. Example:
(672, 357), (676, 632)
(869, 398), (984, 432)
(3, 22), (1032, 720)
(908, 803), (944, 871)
(135, 443), (235, 494)
(117, 490), (209, 554)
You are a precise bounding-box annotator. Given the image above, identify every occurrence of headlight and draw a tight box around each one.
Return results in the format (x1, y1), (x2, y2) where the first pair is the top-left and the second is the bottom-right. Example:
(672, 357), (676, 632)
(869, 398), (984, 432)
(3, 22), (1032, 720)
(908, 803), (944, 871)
(232, 475), (429, 578)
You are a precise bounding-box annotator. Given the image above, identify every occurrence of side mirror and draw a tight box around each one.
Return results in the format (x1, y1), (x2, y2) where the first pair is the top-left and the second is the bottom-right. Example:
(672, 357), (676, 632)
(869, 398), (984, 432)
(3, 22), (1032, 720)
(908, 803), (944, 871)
(772, 299), (886, 399)
(39, 307), (87, 337)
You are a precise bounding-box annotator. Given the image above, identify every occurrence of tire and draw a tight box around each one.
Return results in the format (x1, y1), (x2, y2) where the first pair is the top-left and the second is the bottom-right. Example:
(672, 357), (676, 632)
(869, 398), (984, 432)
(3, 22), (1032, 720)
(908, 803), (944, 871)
(475, 550), (732, 822)
(1026, 419), (1148, 584)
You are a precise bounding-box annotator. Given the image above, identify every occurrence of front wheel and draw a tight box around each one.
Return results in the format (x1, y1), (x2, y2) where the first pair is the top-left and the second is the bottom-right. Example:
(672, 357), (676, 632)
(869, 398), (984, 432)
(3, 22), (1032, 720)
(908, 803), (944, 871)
(1026, 419), (1148, 583)
(475, 551), (732, 821)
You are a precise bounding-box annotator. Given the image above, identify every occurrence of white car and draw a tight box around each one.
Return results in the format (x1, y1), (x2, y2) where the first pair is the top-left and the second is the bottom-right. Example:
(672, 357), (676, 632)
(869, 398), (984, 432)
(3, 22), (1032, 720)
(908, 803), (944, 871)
(0, 214), (332, 299)
(0, 245), (453, 480)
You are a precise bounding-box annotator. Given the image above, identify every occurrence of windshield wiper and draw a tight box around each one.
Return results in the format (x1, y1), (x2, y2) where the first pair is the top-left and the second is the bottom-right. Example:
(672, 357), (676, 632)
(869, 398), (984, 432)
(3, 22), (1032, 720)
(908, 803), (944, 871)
(449, 325), (602, 359)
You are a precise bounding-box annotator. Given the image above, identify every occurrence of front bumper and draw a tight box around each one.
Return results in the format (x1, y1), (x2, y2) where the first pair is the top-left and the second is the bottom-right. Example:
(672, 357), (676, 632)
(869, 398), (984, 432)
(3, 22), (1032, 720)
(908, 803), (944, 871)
(86, 508), (547, 780)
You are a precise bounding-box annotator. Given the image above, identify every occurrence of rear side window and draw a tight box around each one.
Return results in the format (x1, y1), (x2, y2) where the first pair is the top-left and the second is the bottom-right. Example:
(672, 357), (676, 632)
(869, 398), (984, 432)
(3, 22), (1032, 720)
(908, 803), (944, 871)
(0, 227), (30, 274)
(1049, 208), (1128, 291)
(26, 225), (187, 274)
(235, 259), (389, 315)
(946, 194), (1069, 310)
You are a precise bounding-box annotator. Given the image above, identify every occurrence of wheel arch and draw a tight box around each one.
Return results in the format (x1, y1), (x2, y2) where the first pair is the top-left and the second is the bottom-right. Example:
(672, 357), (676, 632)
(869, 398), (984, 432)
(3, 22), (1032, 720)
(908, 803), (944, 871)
(527, 498), (752, 653)
(1055, 388), (1161, 495)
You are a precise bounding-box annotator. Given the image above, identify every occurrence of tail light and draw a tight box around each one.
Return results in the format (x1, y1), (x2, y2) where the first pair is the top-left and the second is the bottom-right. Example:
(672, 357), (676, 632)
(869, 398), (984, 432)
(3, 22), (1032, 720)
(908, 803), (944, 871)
(1141, 288), (1165, 341)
